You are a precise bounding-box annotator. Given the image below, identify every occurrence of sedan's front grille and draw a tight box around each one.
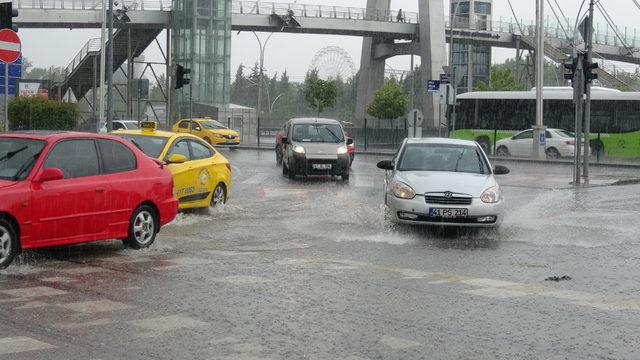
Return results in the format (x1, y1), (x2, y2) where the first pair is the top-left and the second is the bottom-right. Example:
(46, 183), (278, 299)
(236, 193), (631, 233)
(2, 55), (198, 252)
(425, 193), (472, 205)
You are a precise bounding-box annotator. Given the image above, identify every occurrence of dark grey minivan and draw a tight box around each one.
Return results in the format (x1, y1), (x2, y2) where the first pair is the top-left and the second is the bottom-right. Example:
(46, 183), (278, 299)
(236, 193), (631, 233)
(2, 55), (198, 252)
(281, 118), (353, 180)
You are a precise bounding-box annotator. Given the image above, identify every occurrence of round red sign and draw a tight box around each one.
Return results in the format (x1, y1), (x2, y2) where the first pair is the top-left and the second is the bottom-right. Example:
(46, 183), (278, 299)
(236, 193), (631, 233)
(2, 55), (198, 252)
(0, 29), (21, 64)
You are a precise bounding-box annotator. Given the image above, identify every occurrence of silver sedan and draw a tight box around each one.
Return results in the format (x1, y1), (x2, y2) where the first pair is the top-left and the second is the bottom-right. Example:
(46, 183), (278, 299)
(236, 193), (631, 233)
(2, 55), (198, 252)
(377, 138), (510, 227)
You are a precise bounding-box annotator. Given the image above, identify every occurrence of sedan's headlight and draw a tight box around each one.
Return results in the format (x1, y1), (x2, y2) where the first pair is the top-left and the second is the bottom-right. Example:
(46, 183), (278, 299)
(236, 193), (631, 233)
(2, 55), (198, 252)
(337, 146), (348, 155)
(480, 186), (500, 203)
(393, 181), (416, 199)
(293, 145), (305, 154)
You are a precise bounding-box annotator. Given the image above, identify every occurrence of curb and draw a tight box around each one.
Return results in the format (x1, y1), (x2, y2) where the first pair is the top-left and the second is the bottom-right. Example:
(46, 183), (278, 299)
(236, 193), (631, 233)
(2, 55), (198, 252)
(233, 145), (640, 169)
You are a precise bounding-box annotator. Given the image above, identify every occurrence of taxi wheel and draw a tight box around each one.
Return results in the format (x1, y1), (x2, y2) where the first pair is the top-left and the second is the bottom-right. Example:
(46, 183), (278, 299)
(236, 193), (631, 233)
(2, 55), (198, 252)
(123, 205), (158, 249)
(0, 219), (18, 269)
(210, 184), (227, 208)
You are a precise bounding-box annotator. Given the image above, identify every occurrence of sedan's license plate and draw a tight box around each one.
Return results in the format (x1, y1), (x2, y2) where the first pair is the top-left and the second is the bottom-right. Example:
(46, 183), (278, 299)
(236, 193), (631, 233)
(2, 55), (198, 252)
(429, 208), (468, 218)
(312, 164), (332, 170)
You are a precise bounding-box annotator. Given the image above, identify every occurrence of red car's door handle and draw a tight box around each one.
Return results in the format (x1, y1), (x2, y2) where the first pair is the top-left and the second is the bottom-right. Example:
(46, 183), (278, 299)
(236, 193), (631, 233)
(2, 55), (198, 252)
(95, 187), (106, 193)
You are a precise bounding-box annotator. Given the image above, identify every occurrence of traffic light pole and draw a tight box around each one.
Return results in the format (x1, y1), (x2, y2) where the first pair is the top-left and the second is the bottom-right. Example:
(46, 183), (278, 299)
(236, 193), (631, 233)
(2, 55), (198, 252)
(583, 0), (595, 184)
(572, 55), (585, 185)
(106, 0), (113, 132)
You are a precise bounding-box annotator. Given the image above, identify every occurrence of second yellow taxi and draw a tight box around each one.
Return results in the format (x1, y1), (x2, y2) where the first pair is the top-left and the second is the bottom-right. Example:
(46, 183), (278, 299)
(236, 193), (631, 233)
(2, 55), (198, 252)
(172, 118), (241, 147)
(113, 122), (231, 209)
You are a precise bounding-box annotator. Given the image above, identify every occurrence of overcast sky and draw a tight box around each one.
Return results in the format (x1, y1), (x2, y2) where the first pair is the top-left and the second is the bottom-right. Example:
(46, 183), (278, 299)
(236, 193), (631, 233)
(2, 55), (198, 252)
(18, 0), (639, 80)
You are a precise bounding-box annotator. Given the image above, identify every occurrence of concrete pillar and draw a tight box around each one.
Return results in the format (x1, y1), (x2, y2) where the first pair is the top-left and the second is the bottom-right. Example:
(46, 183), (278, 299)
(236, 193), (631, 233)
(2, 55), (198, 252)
(419, 0), (447, 132)
(355, 0), (390, 127)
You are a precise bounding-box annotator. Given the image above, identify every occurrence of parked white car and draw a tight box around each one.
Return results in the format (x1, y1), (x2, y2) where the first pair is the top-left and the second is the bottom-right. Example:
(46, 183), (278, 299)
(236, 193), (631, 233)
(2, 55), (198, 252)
(377, 138), (509, 228)
(495, 128), (575, 159)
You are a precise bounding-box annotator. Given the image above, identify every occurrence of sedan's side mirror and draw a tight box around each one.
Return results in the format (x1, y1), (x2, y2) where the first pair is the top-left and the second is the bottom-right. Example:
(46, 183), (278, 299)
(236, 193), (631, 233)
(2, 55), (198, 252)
(377, 160), (394, 170)
(167, 154), (187, 164)
(493, 165), (510, 175)
(346, 138), (354, 146)
(35, 167), (64, 183)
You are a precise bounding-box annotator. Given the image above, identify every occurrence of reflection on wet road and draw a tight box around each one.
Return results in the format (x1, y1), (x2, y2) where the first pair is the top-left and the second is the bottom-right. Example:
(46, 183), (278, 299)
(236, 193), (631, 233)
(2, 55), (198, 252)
(2, 149), (640, 359)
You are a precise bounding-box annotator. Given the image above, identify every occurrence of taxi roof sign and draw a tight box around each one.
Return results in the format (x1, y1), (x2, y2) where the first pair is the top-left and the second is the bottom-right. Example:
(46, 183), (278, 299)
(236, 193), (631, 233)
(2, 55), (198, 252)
(140, 121), (157, 132)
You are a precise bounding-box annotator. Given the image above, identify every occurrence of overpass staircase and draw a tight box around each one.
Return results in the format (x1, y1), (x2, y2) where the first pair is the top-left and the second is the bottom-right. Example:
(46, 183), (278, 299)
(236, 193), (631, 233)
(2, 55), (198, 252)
(52, 26), (162, 102)
(520, 35), (639, 91)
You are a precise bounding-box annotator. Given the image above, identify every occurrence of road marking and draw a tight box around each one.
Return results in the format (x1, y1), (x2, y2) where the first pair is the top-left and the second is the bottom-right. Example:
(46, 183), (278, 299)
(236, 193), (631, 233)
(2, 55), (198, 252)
(129, 315), (208, 333)
(39, 276), (78, 283)
(354, 175), (374, 188)
(59, 300), (133, 314)
(379, 335), (421, 349)
(60, 266), (112, 275)
(0, 337), (56, 355)
(0, 286), (68, 298)
(204, 250), (259, 256)
(464, 287), (530, 299)
(278, 257), (640, 311)
(53, 318), (114, 329)
(242, 173), (270, 185)
(211, 275), (273, 285)
(14, 301), (49, 310)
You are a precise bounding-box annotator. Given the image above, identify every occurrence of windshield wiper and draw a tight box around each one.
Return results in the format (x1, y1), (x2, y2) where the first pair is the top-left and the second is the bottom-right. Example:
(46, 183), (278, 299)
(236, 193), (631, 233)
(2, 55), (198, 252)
(0, 146), (27, 164)
(453, 149), (466, 172)
(12, 152), (41, 181)
(324, 127), (342, 143)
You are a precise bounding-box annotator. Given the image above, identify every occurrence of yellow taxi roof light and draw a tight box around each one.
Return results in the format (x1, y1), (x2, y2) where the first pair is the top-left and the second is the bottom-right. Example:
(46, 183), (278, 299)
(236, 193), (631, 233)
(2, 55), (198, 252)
(141, 121), (158, 132)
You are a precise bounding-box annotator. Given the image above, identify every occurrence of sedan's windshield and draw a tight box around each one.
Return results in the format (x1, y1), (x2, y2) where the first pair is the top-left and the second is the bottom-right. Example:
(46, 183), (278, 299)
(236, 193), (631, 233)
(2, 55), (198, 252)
(0, 138), (46, 181)
(201, 120), (227, 130)
(292, 124), (344, 143)
(123, 122), (139, 129)
(556, 130), (575, 138)
(398, 143), (488, 174)
(114, 134), (168, 158)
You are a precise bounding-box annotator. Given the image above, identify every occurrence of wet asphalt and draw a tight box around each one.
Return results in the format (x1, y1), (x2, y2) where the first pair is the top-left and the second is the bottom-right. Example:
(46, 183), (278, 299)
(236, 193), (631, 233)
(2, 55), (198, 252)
(1, 149), (640, 359)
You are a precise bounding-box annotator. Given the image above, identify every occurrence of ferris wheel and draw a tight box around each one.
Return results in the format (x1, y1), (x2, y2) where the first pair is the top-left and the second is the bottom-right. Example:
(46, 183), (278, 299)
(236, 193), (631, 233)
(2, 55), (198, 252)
(309, 46), (357, 80)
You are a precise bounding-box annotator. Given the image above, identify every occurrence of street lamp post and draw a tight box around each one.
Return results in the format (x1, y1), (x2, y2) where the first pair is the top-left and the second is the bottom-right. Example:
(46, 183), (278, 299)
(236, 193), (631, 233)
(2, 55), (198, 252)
(532, 0), (546, 159)
(252, 31), (273, 146)
(449, 0), (463, 134)
(98, 0), (106, 132)
(106, 0), (114, 132)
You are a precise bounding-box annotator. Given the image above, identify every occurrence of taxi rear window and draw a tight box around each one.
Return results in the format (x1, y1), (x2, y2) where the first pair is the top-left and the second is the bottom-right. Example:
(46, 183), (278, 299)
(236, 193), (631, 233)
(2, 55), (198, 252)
(114, 134), (168, 158)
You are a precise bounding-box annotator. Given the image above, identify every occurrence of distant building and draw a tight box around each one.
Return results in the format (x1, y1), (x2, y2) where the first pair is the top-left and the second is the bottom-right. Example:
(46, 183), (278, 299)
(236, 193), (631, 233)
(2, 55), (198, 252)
(450, 0), (492, 93)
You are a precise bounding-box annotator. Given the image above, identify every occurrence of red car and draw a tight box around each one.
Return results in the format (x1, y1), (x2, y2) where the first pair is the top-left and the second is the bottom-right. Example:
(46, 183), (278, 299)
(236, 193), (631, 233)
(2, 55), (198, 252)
(0, 132), (179, 268)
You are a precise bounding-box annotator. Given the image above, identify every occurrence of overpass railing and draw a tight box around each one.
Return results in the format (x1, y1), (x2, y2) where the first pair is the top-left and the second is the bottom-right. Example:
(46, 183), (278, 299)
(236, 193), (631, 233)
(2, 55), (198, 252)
(63, 38), (101, 79)
(447, 15), (640, 48)
(15, 0), (171, 10)
(233, 1), (420, 24)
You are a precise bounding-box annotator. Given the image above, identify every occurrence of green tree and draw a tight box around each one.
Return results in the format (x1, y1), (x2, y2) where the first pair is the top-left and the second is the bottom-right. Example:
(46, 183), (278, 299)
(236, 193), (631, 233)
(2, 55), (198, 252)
(303, 70), (339, 115)
(475, 66), (528, 91)
(365, 77), (408, 120)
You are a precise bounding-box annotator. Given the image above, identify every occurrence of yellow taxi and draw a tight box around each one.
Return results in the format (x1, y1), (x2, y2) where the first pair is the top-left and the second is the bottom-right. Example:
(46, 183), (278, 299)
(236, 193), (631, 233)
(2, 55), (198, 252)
(172, 118), (241, 147)
(113, 122), (231, 209)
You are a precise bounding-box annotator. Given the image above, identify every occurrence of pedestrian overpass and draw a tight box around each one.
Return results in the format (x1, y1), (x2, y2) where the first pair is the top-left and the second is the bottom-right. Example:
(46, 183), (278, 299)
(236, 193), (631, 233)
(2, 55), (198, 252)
(13, 0), (640, 122)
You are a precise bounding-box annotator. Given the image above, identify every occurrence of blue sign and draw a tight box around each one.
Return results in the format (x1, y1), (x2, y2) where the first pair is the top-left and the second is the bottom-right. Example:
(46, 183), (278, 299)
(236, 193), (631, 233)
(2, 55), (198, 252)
(0, 55), (22, 95)
(539, 132), (546, 146)
(427, 80), (441, 93)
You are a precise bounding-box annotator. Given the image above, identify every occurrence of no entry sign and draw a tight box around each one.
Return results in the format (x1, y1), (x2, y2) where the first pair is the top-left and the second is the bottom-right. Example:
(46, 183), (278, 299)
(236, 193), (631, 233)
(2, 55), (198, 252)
(0, 29), (21, 64)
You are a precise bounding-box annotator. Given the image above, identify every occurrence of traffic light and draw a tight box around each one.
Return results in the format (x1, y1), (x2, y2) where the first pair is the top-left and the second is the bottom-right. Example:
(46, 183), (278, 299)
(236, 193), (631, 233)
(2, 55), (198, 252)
(0, 2), (18, 32)
(175, 64), (191, 90)
(583, 60), (599, 83)
(563, 57), (579, 81)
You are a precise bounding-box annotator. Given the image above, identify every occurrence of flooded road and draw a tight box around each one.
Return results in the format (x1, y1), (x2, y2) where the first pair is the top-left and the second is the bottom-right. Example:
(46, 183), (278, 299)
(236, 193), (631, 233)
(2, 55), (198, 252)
(1, 149), (640, 359)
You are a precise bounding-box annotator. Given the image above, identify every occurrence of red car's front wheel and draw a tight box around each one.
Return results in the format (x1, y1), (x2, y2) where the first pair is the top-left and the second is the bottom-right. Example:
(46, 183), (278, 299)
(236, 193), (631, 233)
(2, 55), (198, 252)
(0, 218), (18, 269)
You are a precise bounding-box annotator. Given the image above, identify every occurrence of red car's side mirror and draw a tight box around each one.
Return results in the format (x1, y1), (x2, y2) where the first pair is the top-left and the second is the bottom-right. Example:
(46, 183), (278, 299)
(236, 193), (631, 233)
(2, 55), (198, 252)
(35, 168), (64, 183)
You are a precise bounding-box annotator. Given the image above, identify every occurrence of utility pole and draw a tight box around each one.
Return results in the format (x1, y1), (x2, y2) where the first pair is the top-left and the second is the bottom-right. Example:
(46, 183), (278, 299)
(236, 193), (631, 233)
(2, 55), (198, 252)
(106, 0), (113, 132)
(98, 0), (106, 132)
(583, 0), (595, 184)
(449, 0), (462, 134)
(532, 0), (546, 159)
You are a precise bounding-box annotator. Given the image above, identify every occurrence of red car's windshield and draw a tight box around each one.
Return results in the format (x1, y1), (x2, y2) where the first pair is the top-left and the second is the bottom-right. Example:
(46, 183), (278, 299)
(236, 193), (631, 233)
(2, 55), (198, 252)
(0, 138), (46, 181)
